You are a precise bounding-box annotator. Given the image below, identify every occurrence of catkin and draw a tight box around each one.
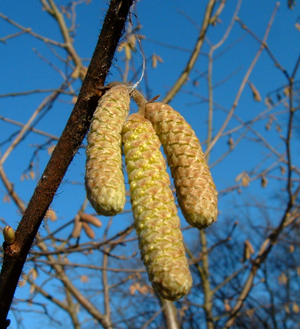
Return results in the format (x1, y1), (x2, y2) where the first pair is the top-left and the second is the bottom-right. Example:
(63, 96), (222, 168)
(122, 113), (192, 301)
(85, 85), (129, 216)
(144, 102), (218, 230)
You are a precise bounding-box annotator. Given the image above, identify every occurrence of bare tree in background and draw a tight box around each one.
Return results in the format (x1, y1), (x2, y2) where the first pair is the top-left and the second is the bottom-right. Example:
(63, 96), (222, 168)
(0, 0), (300, 328)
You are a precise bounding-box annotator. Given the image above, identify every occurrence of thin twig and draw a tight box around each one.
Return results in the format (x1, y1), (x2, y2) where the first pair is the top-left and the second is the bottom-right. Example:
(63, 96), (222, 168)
(235, 15), (289, 80)
(0, 86), (64, 165)
(0, 12), (64, 47)
(0, 89), (73, 98)
(205, 3), (279, 156)
(162, 0), (217, 104)
(140, 304), (166, 329)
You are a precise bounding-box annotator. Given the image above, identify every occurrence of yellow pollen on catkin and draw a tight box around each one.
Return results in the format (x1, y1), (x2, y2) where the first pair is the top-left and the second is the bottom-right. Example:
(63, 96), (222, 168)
(122, 113), (192, 301)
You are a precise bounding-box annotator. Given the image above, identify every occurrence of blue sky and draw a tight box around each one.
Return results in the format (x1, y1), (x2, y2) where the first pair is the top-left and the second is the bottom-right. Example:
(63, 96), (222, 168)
(1, 0), (300, 327)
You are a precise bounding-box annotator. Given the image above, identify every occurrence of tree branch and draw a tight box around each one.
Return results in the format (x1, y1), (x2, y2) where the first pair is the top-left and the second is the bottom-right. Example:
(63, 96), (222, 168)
(0, 0), (133, 326)
(162, 0), (216, 104)
(160, 298), (180, 329)
(205, 2), (279, 156)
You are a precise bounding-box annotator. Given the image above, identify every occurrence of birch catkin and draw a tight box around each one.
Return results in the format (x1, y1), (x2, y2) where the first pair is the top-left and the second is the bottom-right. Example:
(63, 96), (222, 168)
(85, 85), (129, 216)
(145, 102), (218, 229)
(122, 113), (192, 300)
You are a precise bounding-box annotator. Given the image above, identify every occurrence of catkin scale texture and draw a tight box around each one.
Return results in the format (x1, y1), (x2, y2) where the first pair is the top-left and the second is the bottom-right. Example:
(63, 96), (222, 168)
(145, 102), (218, 229)
(85, 85), (129, 216)
(123, 114), (192, 301)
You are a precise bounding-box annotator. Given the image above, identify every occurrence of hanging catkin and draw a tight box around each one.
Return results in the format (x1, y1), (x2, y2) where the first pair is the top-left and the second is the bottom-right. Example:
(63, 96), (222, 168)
(122, 113), (192, 301)
(144, 102), (218, 229)
(85, 85), (129, 216)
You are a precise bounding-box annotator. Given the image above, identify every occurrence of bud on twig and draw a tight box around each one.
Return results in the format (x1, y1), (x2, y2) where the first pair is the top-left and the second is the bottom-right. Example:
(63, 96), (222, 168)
(3, 226), (15, 245)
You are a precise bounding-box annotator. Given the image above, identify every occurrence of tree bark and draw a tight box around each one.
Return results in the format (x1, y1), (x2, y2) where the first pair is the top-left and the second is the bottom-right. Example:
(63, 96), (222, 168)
(0, 0), (133, 327)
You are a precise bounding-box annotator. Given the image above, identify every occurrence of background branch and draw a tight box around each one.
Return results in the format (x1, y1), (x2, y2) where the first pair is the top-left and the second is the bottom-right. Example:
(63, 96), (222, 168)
(162, 0), (216, 104)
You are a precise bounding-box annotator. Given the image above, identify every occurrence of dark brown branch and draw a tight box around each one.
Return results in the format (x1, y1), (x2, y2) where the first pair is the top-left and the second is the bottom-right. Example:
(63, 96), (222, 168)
(0, 0), (133, 327)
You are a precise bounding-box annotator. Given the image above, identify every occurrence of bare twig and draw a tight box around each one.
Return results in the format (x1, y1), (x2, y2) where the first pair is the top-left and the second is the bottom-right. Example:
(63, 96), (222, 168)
(65, 287), (81, 329)
(140, 304), (166, 329)
(235, 15), (289, 80)
(162, 0), (217, 104)
(223, 207), (299, 328)
(0, 86), (64, 165)
(0, 12), (64, 47)
(42, 0), (86, 80)
(0, 89), (73, 98)
(160, 298), (180, 329)
(206, 0), (241, 162)
(205, 3), (279, 156)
